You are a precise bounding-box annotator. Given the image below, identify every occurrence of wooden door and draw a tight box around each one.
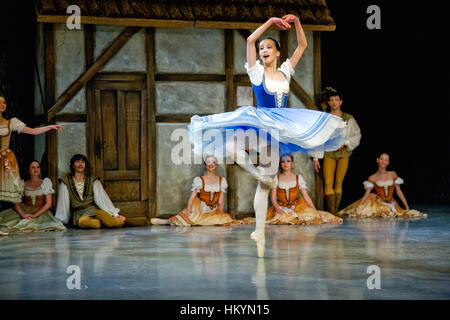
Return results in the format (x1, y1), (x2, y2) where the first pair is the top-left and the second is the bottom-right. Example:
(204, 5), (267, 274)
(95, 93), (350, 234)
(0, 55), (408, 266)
(91, 73), (149, 220)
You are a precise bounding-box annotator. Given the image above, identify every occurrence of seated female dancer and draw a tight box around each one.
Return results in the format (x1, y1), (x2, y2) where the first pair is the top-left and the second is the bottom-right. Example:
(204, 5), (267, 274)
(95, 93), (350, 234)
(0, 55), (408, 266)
(338, 153), (427, 218)
(0, 160), (66, 234)
(189, 15), (346, 257)
(151, 155), (238, 226)
(266, 155), (342, 225)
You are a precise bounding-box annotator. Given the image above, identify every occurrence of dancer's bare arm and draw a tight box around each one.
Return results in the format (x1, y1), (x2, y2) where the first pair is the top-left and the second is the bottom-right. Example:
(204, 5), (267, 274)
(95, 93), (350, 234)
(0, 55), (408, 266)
(300, 189), (317, 212)
(271, 188), (283, 214)
(22, 125), (62, 135)
(185, 191), (198, 216)
(359, 188), (373, 206)
(14, 203), (33, 219)
(217, 192), (224, 213)
(395, 185), (410, 210)
(282, 14), (307, 68)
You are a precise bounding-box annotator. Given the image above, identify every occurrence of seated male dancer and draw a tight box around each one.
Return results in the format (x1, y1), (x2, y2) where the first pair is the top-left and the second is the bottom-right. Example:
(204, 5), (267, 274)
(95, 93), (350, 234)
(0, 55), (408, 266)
(55, 154), (126, 229)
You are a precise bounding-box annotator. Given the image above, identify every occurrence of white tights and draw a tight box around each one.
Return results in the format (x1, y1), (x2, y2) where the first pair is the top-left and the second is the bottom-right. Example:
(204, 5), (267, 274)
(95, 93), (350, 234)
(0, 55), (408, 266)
(226, 138), (277, 257)
(253, 182), (271, 238)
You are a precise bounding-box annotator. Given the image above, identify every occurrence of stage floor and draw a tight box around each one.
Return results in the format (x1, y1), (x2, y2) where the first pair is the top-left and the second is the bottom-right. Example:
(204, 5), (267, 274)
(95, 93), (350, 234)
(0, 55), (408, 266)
(1, 206), (449, 300)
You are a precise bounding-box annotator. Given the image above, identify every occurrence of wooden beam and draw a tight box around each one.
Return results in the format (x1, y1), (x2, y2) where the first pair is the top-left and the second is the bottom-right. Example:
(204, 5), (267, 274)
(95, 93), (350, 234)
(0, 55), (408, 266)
(43, 23), (57, 210)
(94, 73), (146, 82)
(37, 14), (194, 28)
(225, 29), (237, 218)
(55, 114), (87, 123)
(44, 24), (55, 116)
(313, 31), (322, 99)
(47, 26), (141, 121)
(104, 170), (140, 180)
(117, 91), (127, 171)
(155, 74), (225, 82)
(36, 14), (336, 31)
(290, 79), (319, 110)
(313, 31), (324, 209)
(155, 114), (210, 123)
(233, 75), (251, 83)
(140, 89), (149, 202)
(85, 24), (95, 166)
(146, 27), (157, 219)
(196, 21), (336, 31)
(93, 80), (146, 91)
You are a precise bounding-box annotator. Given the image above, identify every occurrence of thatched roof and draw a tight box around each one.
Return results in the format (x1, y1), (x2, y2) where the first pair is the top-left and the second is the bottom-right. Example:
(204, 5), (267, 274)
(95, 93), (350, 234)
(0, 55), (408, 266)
(35, 0), (336, 31)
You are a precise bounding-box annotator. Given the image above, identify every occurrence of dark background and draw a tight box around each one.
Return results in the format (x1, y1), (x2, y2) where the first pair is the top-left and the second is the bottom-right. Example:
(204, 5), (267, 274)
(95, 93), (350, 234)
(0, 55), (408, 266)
(321, 0), (450, 206)
(0, 1), (449, 206)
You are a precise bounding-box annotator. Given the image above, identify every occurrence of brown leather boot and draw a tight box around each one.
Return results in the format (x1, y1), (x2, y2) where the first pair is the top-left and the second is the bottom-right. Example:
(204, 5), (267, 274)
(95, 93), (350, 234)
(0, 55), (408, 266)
(325, 194), (336, 214)
(334, 193), (343, 217)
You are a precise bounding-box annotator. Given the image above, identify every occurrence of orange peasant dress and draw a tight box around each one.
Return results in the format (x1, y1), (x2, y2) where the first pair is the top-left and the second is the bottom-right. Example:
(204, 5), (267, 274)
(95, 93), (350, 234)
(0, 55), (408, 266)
(338, 177), (427, 218)
(265, 174), (343, 225)
(168, 176), (240, 226)
(0, 118), (26, 203)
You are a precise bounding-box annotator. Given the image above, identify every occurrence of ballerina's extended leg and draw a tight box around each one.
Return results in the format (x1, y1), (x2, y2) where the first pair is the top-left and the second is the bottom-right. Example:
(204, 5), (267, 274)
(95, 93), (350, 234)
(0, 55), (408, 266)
(225, 138), (276, 188)
(251, 182), (270, 258)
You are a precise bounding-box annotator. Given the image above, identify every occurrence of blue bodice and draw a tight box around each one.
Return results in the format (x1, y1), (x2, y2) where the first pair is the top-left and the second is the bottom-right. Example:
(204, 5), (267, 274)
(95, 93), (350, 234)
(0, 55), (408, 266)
(252, 76), (289, 109)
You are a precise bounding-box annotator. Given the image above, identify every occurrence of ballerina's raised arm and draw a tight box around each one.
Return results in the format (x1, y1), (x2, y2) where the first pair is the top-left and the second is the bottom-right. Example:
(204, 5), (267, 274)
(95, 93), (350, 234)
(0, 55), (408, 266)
(246, 17), (291, 68)
(281, 14), (308, 68)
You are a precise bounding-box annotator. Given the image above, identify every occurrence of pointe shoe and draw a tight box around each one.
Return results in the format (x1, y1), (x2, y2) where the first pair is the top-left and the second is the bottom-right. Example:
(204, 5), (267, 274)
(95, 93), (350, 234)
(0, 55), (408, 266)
(0, 230), (8, 236)
(250, 231), (266, 258)
(150, 218), (170, 225)
(252, 167), (276, 188)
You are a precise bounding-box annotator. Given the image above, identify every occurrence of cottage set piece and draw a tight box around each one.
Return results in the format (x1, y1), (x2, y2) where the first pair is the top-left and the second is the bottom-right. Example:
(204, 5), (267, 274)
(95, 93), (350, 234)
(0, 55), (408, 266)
(1, 1), (426, 260)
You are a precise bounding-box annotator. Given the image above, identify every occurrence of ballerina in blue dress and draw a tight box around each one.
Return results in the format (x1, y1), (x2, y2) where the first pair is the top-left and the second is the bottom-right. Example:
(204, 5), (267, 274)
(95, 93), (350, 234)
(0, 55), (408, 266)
(189, 15), (346, 257)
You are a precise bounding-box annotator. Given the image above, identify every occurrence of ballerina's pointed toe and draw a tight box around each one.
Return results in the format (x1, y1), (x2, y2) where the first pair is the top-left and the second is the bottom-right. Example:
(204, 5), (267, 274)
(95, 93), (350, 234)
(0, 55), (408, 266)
(250, 231), (266, 258)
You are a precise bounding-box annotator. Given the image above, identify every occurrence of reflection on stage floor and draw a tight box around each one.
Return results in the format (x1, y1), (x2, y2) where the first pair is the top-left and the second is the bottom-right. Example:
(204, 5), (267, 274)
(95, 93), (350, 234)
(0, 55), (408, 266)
(0, 206), (449, 300)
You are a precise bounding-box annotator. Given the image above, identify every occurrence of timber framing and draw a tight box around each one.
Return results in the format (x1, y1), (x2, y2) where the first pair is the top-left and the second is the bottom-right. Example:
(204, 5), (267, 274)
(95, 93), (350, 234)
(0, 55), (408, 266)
(43, 23), (57, 209)
(37, 0), (333, 216)
(47, 26), (141, 121)
(35, 0), (336, 31)
(146, 27), (157, 219)
(37, 15), (336, 31)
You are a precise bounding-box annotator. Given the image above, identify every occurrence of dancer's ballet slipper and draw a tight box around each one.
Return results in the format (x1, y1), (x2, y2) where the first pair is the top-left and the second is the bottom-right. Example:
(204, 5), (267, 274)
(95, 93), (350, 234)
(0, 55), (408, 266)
(250, 231), (266, 258)
(0, 230), (8, 236)
(150, 218), (170, 225)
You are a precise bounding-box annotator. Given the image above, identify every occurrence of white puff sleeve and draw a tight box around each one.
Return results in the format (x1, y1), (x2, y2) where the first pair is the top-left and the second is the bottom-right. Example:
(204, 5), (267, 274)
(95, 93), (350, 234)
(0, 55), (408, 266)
(41, 177), (55, 195)
(363, 181), (374, 190)
(245, 60), (264, 85)
(9, 117), (26, 133)
(279, 59), (295, 83)
(220, 178), (228, 193)
(344, 117), (361, 152)
(298, 175), (307, 190)
(273, 175), (279, 189)
(191, 177), (203, 193)
(308, 150), (324, 161)
(395, 177), (404, 185)
(93, 180), (120, 217)
(55, 182), (70, 224)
